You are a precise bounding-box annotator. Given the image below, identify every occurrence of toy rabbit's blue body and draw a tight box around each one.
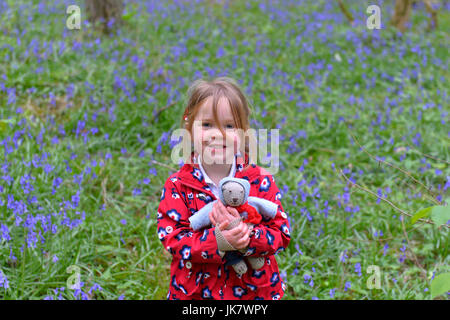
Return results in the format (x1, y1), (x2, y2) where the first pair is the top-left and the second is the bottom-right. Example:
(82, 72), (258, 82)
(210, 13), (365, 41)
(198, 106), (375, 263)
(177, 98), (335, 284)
(188, 178), (278, 230)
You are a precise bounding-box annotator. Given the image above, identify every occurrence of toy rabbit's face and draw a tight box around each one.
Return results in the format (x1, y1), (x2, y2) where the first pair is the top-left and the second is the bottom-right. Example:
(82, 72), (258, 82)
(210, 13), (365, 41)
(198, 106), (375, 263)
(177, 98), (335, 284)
(221, 181), (245, 206)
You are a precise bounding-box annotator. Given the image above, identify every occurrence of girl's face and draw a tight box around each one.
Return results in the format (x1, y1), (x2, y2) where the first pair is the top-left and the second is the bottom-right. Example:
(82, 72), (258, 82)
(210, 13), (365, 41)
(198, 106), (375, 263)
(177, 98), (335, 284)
(191, 96), (241, 166)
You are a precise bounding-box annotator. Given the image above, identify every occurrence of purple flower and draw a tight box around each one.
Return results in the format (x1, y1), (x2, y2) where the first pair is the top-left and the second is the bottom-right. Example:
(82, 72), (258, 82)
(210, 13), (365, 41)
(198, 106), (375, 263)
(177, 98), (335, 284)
(344, 281), (351, 292)
(383, 243), (389, 256)
(303, 274), (311, 283)
(216, 47), (225, 59)
(149, 167), (157, 176)
(292, 262), (299, 276)
(354, 263), (362, 276)
(340, 250), (348, 263)
(7, 87), (16, 105)
(295, 243), (303, 256)
(399, 245), (407, 263)
(1, 224), (11, 242)
(329, 288), (336, 298)
(374, 230), (383, 237)
(303, 274), (314, 287)
(0, 269), (9, 289)
(89, 283), (102, 295)
(132, 188), (141, 196)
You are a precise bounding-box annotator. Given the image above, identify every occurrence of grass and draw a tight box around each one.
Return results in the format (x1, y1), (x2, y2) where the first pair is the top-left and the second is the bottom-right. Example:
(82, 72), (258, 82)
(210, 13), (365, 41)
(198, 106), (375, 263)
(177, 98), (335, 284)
(0, 0), (448, 300)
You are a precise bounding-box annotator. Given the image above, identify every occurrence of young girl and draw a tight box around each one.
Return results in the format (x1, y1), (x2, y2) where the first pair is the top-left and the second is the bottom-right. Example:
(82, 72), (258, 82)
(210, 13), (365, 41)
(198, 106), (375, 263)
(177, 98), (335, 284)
(157, 77), (290, 300)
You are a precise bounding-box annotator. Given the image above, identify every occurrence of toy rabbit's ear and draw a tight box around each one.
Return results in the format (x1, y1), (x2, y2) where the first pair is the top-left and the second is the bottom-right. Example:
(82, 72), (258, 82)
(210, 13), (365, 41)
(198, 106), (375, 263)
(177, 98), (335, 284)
(238, 179), (250, 200)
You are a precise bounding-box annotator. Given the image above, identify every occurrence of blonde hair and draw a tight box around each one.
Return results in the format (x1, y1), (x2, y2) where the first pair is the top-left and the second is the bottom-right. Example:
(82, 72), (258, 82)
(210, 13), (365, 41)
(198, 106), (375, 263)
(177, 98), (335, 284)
(180, 77), (256, 170)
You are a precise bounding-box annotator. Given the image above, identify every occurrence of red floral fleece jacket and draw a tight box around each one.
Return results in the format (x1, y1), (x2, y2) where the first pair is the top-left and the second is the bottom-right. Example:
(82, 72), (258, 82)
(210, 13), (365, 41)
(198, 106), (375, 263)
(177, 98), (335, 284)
(157, 154), (291, 300)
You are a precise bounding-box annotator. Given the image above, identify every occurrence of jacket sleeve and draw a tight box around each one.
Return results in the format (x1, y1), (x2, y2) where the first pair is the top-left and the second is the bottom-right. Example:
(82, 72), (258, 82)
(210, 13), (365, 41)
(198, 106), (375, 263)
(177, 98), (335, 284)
(157, 177), (223, 264)
(243, 175), (291, 257)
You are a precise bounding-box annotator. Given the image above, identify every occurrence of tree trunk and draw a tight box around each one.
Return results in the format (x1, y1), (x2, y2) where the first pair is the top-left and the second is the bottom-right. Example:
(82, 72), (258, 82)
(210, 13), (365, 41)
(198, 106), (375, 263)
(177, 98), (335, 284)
(423, 0), (438, 30)
(391, 0), (413, 32)
(85, 0), (124, 34)
(336, 0), (355, 26)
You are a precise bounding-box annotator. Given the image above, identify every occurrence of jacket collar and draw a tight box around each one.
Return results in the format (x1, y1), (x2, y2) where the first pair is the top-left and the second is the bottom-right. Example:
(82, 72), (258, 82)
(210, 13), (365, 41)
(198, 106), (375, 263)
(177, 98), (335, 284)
(197, 153), (237, 186)
(177, 152), (261, 196)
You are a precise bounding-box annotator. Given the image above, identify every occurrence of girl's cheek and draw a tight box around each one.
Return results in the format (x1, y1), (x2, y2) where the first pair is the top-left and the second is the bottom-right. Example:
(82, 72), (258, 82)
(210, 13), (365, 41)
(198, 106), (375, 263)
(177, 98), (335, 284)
(234, 135), (240, 153)
(226, 134), (240, 153)
(191, 128), (203, 153)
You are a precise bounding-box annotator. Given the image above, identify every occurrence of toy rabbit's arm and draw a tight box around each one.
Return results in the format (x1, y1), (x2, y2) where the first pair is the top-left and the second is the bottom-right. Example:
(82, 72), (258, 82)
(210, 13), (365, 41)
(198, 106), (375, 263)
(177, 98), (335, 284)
(188, 200), (217, 230)
(247, 196), (278, 219)
(242, 177), (291, 258)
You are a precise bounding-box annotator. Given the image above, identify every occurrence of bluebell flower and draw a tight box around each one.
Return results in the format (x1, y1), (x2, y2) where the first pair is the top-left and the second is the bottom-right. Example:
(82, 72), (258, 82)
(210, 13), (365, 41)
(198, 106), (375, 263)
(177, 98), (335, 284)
(329, 288), (336, 298)
(354, 263), (362, 276)
(340, 250), (348, 263)
(344, 281), (351, 292)
(383, 243), (389, 256)
(0, 269), (9, 289)
(88, 283), (102, 295)
(1, 224), (11, 242)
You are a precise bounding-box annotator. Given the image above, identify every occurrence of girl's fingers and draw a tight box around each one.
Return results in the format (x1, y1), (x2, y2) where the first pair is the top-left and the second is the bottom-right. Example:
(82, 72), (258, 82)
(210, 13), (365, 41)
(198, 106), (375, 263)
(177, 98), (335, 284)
(236, 235), (250, 250)
(228, 225), (241, 237)
(230, 222), (249, 237)
(213, 202), (222, 223)
(218, 202), (237, 224)
(239, 222), (249, 235)
(226, 207), (240, 218)
(218, 201), (230, 218)
(209, 210), (216, 226)
(219, 220), (229, 231)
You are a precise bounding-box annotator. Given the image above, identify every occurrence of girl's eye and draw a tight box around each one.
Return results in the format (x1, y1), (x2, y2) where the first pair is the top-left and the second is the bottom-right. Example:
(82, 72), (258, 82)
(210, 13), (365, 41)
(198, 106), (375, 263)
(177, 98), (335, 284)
(226, 124), (234, 129)
(202, 122), (211, 128)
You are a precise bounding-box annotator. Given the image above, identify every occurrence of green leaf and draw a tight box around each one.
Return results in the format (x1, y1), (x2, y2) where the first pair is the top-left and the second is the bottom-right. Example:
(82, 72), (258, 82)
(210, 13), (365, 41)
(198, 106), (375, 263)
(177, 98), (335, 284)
(443, 197), (450, 206)
(431, 162), (446, 170)
(430, 273), (450, 298)
(101, 268), (111, 280)
(430, 205), (450, 226)
(122, 3), (138, 22)
(410, 206), (434, 226)
(0, 119), (15, 133)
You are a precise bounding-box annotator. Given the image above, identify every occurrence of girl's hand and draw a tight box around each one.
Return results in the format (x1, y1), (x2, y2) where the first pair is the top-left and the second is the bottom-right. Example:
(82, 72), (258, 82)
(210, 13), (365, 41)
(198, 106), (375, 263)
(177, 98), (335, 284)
(219, 221), (251, 250)
(209, 201), (240, 227)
